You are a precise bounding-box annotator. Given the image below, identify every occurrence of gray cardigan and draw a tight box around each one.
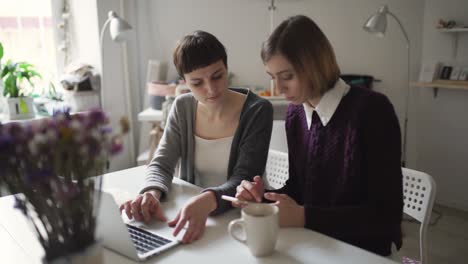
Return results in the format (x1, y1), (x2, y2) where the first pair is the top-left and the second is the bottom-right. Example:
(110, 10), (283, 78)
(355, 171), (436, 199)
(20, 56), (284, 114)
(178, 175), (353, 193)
(140, 88), (273, 215)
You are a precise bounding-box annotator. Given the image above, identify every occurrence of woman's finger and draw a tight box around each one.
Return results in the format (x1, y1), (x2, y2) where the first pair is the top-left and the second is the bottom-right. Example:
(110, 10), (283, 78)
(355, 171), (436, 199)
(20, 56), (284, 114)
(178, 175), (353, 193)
(173, 212), (188, 237)
(130, 198), (143, 221)
(140, 195), (152, 223)
(120, 202), (132, 219)
(241, 180), (262, 202)
(253, 176), (264, 190)
(236, 186), (255, 201)
(168, 211), (180, 227)
(182, 220), (196, 244)
(264, 192), (285, 202)
(190, 222), (204, 243)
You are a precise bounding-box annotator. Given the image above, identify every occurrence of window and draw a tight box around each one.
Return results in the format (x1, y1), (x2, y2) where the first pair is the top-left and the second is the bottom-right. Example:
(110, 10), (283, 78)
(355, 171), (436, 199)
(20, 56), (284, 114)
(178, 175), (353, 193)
(0, 0), (58, 95)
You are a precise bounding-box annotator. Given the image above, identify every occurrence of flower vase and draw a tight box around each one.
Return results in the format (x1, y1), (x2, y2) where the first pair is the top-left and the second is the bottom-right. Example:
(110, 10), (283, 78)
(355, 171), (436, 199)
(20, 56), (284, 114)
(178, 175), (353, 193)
(43, 241), (103, 264)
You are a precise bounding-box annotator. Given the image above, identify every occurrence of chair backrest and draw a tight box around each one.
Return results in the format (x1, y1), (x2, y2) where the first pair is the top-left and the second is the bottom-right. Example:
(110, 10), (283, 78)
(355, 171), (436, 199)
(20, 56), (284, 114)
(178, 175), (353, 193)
(264, 150), (289, 189)
(402, 168), (437, 264)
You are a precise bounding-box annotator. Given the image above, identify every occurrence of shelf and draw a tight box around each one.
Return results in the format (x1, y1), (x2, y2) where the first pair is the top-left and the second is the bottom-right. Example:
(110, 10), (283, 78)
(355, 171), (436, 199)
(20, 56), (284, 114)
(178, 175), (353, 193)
(439, 28), (468, 33)
(439, 28), (468, 58)
(411, 80), (468, 97)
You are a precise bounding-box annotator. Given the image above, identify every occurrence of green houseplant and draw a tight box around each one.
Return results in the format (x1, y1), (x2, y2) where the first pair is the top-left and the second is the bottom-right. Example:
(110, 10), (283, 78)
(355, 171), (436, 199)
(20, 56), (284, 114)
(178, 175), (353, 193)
(0, 41), (41, 120)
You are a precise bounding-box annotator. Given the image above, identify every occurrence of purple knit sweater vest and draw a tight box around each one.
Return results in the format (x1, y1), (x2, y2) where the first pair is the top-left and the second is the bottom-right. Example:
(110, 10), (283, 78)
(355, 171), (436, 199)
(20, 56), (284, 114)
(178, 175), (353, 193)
(282, 86), (403, 256)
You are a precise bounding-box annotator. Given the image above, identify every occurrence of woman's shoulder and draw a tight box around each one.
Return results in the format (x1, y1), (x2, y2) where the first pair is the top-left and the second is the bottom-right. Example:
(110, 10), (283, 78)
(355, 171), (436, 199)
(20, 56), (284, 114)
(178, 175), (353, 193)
(243, 90), (273, 114)
(172, 93), (196, 112)
(345, 87), (397, 124)
(347, 86), (394, 111)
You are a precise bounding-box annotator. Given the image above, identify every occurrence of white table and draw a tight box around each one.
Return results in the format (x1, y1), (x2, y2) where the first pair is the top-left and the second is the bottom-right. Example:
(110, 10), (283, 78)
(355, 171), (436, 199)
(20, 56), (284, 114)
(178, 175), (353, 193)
(137, 108), (163, 122)
(0, 166), (397, 263)
(137, 108), (164, 163)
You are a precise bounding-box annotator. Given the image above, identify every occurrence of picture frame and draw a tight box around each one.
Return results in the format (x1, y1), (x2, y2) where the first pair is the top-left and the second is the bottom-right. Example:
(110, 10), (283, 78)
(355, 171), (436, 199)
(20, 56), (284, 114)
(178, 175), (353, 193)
(418, 62), (442, 82)
(458, 67), (468, 81)
(440, 66), (453, 80)
(449, 66), (462, 80)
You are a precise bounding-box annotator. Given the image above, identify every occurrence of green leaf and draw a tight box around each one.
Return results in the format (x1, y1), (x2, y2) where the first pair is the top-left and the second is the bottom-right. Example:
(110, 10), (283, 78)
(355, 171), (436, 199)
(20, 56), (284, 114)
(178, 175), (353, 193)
(1, 66), (9, 78)
(19, 62), (32, 69)
(29, 70), (42, 78)
(4, 75), (17, 97)
(0, 42), (3, 62)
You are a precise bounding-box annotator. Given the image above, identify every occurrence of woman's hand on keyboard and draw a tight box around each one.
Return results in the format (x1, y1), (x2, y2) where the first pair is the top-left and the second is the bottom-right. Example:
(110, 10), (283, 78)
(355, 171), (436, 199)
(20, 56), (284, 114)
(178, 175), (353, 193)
(120, 190), (167, 223)
(168, 191), (217, 244)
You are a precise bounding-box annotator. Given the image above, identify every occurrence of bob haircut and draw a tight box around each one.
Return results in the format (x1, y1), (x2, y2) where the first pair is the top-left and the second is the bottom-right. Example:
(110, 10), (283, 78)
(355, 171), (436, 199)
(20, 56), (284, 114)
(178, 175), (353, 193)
(173, 30), (227, 78)
(261, 15), (341, 98)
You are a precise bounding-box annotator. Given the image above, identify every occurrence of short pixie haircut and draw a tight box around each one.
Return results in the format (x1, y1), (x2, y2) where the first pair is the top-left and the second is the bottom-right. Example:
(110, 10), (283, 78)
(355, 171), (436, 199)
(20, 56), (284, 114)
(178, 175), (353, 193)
(173, 30), (227, 78)
(261, 15), (341, 97)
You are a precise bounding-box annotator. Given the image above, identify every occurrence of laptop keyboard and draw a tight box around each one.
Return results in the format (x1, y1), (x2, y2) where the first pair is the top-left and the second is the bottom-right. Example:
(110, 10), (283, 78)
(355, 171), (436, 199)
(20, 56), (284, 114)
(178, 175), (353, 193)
(126, 224), (173, 254)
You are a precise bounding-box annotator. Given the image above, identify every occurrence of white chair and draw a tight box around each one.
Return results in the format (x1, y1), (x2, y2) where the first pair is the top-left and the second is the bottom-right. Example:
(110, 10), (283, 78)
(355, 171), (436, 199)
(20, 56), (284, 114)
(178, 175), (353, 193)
(264, 150), (289, 189)
(402, 168), (437, 264)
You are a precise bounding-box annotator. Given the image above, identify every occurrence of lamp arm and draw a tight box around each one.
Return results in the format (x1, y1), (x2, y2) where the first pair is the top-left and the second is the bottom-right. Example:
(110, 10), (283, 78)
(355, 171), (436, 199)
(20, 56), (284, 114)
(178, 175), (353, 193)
(388, 12), (410, 47)
(268, 0), (276, 33)
(389, 11), (410, 166)
(99, 17), (112, 108)
(100, 18), (112, 52)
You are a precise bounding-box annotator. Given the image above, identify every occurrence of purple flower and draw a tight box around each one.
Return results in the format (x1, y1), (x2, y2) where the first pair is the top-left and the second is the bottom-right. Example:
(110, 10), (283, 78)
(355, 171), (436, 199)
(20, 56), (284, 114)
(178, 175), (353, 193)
(87, 109), (109, 126)
(4, 123), (23, 139)
(25, 168), (53, 185)
(53, 107), (71, 118)
(100, 127), (112, 135)
(0, 135), (14, 153)
(86, 137), (101, 156)
(109, 136), (123, 154)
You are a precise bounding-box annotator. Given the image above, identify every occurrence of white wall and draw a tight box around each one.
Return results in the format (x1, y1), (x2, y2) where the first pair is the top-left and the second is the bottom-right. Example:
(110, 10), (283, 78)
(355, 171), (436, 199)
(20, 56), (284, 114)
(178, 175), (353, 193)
(416, 0), (468, 210)
(128, 1), (425, 172)
(66, 0), (468, 211)
(66, 0), (135, 171)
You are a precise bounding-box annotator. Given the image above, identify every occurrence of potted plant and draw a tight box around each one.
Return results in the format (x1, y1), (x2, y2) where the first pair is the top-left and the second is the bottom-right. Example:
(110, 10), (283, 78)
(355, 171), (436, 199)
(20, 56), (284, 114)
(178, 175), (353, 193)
(0, 41), (41, 120)
(0, 109), (129, 263)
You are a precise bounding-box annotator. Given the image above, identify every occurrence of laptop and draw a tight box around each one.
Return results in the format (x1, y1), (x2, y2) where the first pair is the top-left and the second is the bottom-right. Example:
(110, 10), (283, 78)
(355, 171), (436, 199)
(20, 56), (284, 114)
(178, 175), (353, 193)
(96, 191), (180, 261)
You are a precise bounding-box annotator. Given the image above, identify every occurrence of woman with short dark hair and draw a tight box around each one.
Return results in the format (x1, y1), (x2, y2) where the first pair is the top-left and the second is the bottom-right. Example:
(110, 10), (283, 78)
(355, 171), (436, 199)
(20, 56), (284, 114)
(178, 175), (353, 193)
(121, 30), (273, 244)
(235, 15), (403, 257)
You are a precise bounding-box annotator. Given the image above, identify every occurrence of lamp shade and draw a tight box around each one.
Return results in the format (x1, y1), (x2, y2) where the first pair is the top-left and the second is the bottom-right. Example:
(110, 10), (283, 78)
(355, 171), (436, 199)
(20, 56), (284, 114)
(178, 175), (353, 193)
(363, 5), (388, 37)
(108, 11), (132, 42)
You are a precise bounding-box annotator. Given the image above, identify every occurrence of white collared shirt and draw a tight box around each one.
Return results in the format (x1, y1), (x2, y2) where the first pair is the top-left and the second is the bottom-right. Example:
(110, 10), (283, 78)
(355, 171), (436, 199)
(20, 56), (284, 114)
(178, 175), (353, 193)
(303, 78), (350, 128)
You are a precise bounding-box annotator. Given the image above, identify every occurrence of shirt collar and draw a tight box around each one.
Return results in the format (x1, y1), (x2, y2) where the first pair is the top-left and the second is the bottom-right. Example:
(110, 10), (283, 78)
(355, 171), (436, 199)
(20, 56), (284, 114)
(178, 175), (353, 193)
(303, 78), (350, 128)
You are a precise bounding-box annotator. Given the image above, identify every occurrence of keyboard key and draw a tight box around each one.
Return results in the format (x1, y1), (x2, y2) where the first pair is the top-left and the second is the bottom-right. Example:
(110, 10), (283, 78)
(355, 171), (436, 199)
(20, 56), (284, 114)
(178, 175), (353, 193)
(126, 224), (172, 253)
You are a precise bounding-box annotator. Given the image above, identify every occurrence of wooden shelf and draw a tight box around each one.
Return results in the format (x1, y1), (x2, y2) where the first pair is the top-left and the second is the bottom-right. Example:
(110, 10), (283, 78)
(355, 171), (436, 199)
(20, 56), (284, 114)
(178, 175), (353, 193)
(439, 28), (468, 33)
(411, 80), (468, 97)
(411, 80), (468, 90)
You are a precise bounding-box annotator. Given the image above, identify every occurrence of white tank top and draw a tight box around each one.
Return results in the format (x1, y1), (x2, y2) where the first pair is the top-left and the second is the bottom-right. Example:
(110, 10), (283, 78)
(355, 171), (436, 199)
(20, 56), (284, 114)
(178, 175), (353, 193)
(194, 135), (234, 188)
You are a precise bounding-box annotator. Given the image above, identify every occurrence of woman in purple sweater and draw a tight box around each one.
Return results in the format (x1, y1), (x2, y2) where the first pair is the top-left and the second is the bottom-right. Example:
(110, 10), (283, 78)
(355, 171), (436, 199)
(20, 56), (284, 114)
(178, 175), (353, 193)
(234, 15), (403, 257)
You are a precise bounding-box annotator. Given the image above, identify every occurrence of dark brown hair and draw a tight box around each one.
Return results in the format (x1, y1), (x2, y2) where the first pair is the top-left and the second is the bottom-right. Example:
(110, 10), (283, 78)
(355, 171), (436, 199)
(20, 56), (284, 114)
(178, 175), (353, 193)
(173, 30), (227, 78)
(261, 15), (341, 97)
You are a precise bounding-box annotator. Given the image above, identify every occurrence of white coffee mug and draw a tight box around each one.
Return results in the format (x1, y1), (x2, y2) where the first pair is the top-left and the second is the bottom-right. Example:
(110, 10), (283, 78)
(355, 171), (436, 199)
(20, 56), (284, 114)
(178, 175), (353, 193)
(228, 203), (279, 257)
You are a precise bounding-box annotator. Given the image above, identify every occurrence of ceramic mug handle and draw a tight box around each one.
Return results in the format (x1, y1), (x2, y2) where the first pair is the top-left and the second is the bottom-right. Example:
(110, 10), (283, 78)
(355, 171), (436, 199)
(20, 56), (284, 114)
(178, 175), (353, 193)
(228, 219), (247, 243)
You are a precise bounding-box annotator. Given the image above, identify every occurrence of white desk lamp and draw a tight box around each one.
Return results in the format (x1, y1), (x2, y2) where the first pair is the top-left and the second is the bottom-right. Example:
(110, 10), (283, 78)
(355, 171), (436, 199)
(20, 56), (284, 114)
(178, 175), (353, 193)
(99, 10), (135, 166)
(99, 10), (132, 108)
(363, 5), (411, 167)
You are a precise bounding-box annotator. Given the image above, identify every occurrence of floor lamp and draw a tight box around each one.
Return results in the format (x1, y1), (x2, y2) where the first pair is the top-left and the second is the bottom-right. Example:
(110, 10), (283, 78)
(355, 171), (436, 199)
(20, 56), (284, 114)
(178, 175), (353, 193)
(99, 11), (132, 108)
(100, 10), (135, 165)
(363, 5), (410, 167)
